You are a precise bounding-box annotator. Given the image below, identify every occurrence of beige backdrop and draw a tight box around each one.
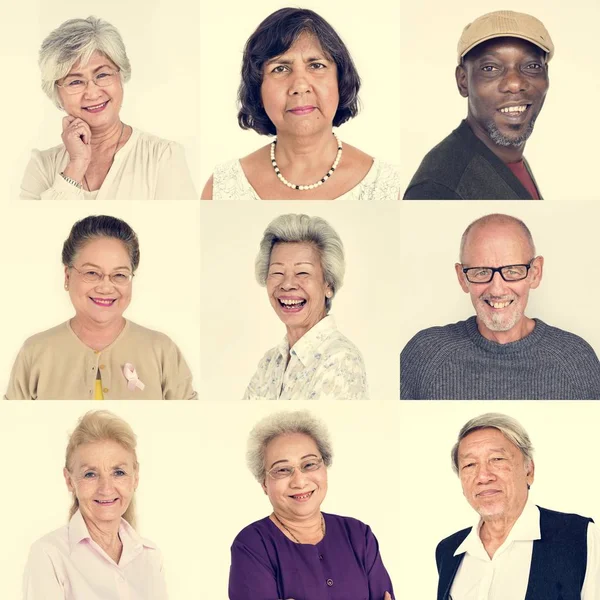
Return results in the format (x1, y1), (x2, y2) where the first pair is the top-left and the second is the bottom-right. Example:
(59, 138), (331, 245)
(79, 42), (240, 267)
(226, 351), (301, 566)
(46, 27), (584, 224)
(2, 0), (201, 199)
(199, 202), (402, 400)
(199, 0), (401, 191)
(0, 401), (402, 599)
(0, 201), (201, 396)
(399, 0), (600, 200)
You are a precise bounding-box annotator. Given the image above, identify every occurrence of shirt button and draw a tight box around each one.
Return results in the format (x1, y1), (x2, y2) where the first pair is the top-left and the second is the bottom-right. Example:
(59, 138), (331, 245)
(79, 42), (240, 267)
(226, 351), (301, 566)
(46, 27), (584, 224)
(103, 388), (109, 393)
(326, 579), (333, 587)
(99, 364), (105, 370)
(319, 554), (324, 560)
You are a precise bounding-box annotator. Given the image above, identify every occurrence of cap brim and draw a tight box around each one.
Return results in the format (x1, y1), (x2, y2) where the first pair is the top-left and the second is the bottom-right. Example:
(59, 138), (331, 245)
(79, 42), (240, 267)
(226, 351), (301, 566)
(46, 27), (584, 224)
(459, 33), (553, 63)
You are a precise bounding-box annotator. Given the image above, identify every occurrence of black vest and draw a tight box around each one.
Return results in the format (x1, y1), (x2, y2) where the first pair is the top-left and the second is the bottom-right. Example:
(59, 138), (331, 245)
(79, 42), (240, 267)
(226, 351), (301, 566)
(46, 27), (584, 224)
(436, 506), (592, 600)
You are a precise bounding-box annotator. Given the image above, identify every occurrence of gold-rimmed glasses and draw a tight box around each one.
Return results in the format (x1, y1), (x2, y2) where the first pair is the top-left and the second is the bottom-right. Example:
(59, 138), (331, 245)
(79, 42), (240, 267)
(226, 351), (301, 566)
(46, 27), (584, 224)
(69, 265), (133, 286)
(56, 68), (120, 95)
(267, 457), (324, 480)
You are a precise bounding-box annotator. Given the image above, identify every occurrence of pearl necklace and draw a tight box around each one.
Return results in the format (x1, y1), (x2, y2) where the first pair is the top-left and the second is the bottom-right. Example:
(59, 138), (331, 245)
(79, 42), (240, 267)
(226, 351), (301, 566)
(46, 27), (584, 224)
(270, 134), (342, 191)
(272, 512), (326, 544)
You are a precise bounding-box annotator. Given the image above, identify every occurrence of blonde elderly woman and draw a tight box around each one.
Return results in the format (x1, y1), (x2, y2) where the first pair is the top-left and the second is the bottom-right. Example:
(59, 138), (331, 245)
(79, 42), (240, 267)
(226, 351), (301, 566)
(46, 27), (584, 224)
(244, 213), (368, 400)
(229, 410), (394, 599)
(201, 8), (400, 200)
(23, 410), (168, 599)
(5, 215), (196, 400)
(20, 16), (197, 200)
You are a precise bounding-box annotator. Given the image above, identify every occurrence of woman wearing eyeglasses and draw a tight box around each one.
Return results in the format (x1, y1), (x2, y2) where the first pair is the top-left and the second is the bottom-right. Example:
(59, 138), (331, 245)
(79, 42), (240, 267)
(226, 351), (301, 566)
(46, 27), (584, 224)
(4, 215), (197, 399)
(229, 410), (394, 600)
(20, 16), (197, 200)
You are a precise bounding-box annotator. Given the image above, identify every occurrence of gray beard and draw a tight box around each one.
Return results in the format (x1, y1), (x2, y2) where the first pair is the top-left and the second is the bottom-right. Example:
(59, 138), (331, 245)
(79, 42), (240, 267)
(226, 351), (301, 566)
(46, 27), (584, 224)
(485, 119), (535, 148)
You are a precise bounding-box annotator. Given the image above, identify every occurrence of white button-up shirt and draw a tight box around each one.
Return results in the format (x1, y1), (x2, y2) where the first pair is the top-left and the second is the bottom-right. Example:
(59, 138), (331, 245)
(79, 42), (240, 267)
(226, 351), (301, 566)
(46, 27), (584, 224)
(23, 510), (168, 600)
(451, 501), (600, 600)
(243, 315), (369, 400)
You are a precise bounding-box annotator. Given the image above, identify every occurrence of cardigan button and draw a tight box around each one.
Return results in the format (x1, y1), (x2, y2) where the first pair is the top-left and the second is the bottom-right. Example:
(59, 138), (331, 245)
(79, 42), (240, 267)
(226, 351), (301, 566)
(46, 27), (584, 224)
(103, 388), (109, 394)
(326, 579), (333, 587)
(100, 364), (105, 370)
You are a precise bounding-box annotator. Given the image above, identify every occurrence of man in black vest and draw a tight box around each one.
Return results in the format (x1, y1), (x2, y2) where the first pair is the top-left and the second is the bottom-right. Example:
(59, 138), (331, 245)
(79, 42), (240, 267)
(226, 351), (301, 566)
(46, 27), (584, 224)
(436, 413), (598, 599)
(404, 11), (552, 200)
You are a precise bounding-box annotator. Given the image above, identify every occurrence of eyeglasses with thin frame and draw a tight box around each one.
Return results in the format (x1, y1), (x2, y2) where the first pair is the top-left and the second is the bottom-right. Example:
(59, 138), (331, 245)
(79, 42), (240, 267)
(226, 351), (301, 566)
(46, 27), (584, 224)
(267, 457), (324, 480)
(70, 265), (134, 286)
(56, 68), (120, 95)
(461, 259), (535, 284)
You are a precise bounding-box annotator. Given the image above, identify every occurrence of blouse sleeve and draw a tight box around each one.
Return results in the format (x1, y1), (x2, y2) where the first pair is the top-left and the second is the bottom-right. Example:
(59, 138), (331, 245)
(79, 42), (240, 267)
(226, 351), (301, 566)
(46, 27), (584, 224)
(4, 345), (35, 400)
(23, 542), (66, 600)
(154, 142), (198, 200)
(20, 150), (84, 201)
(365, 526), (395, 600)
(161, 339), (197, 400)
(229, 539), (280, 600)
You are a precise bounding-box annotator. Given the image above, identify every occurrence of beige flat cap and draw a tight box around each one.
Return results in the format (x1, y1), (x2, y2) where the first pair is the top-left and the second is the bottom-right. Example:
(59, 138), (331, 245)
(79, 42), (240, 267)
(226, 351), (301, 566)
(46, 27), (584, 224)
(457, 10), (554, 64)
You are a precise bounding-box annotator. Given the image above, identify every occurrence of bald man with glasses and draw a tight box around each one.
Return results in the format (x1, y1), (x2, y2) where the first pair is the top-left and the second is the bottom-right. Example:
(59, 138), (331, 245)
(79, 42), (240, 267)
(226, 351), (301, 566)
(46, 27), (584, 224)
(400, 214), (600, 399)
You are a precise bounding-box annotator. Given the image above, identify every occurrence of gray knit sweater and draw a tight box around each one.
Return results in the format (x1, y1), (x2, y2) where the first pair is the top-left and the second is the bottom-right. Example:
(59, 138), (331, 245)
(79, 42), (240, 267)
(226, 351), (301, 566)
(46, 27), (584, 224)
(400, 317), (600, 399)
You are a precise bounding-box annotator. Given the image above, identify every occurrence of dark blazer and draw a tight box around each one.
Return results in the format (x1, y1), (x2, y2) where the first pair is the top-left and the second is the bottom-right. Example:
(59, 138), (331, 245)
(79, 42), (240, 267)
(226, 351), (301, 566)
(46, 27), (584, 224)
(436, 506), (592, 600)
(403, 120), (542, 200)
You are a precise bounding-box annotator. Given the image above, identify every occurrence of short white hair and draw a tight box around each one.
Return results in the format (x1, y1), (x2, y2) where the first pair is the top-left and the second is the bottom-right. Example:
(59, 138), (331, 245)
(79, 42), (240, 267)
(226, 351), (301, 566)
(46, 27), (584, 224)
(255, 214), (345, 313)
(246, 410), (333, 482)
(39, 16), (131, 110)
(451, 412), (534, 475)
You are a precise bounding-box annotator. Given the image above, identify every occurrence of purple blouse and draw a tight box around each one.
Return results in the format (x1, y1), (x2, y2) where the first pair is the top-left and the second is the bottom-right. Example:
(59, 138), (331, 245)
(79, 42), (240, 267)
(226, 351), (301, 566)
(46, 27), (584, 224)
(229, 512), (395, 600)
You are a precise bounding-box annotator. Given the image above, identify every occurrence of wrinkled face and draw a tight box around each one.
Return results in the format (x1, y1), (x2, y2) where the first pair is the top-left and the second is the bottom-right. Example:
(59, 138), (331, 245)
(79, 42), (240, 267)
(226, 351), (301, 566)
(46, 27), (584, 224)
(261, 32), (339, 137)
(457, 38), (549, 148)
(266, 242), (331, 333)
(64, 439), (138, 526)
(57, 50), (123, 128)
(65, 237), (133, 326)
(455, 221), (543, 338)
(262, 432), (328, 520)
(458, 428), (533, 522)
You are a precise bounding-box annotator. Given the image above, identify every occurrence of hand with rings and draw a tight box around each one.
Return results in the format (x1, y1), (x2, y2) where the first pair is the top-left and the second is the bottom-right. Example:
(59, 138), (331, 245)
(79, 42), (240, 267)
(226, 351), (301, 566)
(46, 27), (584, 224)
(61, 116), (92, 181)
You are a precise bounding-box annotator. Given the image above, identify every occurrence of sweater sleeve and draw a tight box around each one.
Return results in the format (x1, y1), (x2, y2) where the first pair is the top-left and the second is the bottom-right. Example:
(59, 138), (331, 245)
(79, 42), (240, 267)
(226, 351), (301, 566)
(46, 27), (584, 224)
(154, 142), (198, 200)
(161, 338), (197, 400)
(5, 345), (35, 400)
(20, 149), (84, 201)
(403, 181), (462, 200)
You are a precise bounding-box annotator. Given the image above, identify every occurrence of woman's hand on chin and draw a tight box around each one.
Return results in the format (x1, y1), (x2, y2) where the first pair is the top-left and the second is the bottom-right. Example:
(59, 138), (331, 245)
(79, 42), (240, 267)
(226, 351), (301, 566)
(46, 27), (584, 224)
(62, 115), (92, 181)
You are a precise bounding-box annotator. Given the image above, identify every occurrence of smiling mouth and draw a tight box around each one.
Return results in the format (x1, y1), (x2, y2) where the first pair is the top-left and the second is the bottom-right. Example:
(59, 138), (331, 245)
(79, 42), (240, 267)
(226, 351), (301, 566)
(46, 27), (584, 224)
(484, 299), (513, 309)
(83, 101), (109, 112)
(289, 490), (314, 501)
(278, 298), (306, 312)
(90, 297), (116, 306)
(94, 498), (118, 505)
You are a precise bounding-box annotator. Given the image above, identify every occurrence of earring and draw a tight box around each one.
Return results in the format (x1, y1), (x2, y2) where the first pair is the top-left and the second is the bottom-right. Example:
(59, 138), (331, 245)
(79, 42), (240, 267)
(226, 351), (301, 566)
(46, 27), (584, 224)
(64, 282), (69, 291)
(326, 291), (332, 298)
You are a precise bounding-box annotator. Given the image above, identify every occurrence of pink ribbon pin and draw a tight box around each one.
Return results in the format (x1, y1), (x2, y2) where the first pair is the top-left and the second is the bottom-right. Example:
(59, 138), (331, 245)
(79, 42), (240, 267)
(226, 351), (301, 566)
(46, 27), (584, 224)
(123, 363), (145, 392)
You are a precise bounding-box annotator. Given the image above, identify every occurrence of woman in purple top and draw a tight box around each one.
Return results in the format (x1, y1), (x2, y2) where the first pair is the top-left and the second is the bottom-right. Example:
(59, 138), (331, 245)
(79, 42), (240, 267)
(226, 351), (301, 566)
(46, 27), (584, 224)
(229, 410), (394, 600)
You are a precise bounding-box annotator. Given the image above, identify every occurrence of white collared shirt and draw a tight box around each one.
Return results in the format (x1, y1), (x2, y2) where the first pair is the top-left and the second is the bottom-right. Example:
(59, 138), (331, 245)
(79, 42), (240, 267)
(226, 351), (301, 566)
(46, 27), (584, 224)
(243, 315), (369, 400)
(450, 501), (600, 600)
(23, 510), (168, 600)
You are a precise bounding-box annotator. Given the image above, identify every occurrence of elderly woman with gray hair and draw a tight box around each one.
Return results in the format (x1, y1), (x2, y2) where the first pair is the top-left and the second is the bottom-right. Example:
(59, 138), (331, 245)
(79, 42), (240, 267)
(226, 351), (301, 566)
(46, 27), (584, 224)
(244, 213), (368, 400)
(20, 16), (196, 200)
(229, 410), (394, 599)
(23, 410), (168, 599)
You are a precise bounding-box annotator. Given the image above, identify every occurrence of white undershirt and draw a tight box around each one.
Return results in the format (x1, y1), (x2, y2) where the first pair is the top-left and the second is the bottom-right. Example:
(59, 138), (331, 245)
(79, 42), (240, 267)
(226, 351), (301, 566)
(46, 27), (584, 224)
(450, 501), (600, 600)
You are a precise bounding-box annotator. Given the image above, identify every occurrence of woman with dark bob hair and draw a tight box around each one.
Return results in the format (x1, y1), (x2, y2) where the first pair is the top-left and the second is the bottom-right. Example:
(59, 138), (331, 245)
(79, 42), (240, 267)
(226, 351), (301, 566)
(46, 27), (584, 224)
(5, 215), (196, 399)
(202, 8), (400, 200)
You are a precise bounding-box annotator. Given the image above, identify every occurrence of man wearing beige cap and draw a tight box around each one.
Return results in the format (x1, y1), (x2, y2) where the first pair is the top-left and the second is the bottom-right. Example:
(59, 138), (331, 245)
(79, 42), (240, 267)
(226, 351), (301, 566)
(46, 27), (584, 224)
(404, 11), (553, 200)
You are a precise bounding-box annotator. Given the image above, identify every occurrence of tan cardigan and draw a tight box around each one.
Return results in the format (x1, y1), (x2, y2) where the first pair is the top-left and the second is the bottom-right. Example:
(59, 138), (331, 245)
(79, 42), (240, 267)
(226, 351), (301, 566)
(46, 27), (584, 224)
(5, 320), (197, 400)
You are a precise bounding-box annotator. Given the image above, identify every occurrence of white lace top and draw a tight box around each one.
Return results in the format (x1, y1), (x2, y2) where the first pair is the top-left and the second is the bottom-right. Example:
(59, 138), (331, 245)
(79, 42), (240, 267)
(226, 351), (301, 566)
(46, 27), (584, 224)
(213, 157), (400, 200)
(243, 316), (369, 400)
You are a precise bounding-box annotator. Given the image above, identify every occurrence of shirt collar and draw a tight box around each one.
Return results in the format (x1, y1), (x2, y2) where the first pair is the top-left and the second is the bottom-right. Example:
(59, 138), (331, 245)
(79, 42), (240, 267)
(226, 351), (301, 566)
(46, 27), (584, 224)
(454, 499), (541, 559)
(67, 509), (156, 557)
(276, 315), (338, 367)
